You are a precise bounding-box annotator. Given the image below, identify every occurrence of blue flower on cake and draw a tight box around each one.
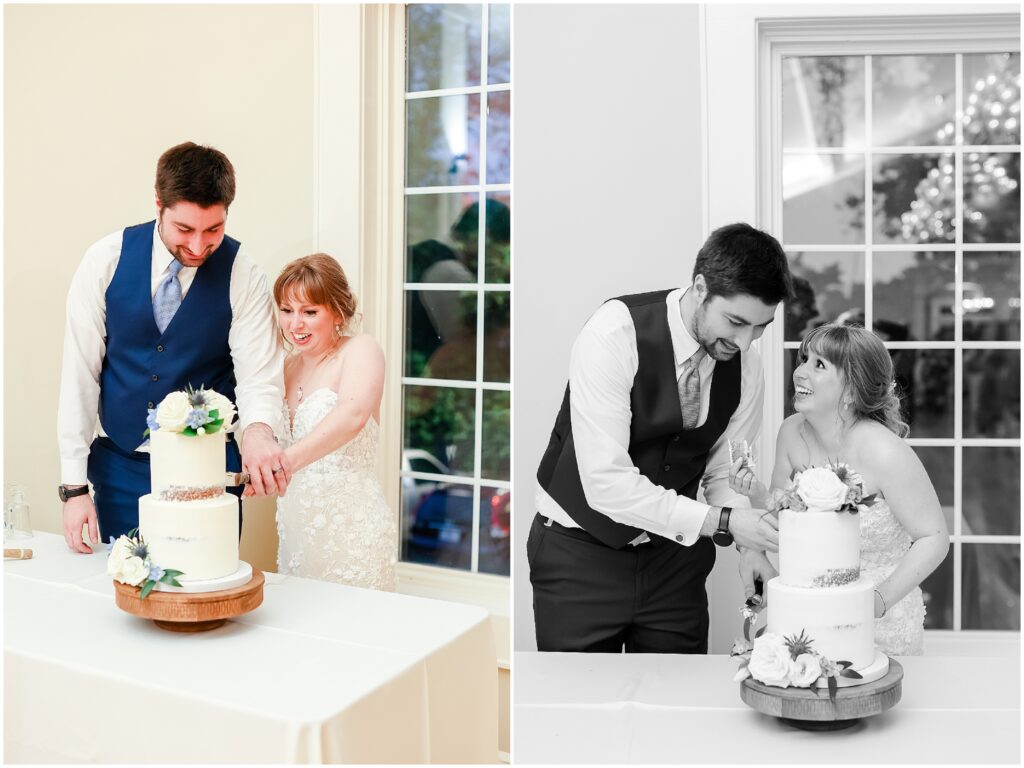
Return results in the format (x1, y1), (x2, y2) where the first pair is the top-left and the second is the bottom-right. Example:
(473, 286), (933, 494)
(145, 385), (236, 438)
(106, 528), (184, 599)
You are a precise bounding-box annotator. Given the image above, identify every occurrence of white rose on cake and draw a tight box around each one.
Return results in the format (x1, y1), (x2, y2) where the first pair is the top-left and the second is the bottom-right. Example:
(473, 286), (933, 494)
(204, 389), (236, 426)
(117, 556), (150, 586)
(155, 391), (192, 432)
(747, 633), (797, 688)
(789, 653), (823, 687)
(107, 535), (133, 565)
(106, 545), (130, 579)
(795, 466), (850, 511)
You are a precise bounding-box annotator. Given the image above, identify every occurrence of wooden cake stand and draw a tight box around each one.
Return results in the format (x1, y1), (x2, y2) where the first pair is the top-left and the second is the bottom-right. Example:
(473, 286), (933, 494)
(114, 567), (265, 632)
(740, 658), (903, 730)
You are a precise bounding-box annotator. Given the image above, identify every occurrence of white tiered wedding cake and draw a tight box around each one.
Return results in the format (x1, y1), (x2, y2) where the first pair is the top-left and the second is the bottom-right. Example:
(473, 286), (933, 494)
(107, 387), (244, 595)
(766, 508), (876, 670)
(735, 465), (888, 691)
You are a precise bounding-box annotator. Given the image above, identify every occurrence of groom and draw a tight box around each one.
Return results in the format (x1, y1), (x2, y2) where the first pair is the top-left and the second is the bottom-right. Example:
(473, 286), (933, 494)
(57, 141), (287, 553)
(530, 223), (792, 653)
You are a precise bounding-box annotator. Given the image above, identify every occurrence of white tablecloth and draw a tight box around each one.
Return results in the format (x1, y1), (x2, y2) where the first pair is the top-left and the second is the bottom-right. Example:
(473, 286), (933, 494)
(514, 650), (1021, 764)
(4, 532), (497, 763)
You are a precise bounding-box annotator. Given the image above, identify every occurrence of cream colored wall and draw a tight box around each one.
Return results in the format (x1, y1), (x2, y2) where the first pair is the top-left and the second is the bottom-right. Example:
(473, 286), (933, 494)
(3, 3), (322, 571)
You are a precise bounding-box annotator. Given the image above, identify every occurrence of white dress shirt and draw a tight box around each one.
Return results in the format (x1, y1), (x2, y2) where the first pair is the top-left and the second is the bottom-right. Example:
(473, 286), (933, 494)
(535, 287), (763, 546)
(57, 224), (285, 484)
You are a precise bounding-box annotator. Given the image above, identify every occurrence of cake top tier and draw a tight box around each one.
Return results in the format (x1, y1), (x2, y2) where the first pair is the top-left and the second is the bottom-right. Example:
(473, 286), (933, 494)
(148, 429), (228, 501)
(145, 387), (236, 501)
(146, 386), (236, 438)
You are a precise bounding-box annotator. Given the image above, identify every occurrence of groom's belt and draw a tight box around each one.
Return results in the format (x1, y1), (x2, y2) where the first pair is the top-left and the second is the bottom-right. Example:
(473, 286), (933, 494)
(538, 515), (655, 549)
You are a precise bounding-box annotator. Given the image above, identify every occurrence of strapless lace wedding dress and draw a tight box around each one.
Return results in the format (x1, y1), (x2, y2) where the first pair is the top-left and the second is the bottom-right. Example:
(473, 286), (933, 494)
(276, 388), (397, 590)
(860, 498), (926, 655)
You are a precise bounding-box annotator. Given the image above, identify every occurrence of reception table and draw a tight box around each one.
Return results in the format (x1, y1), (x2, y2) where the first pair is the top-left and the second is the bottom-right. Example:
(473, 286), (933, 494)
(4, 532), (497, 763)
(514, 648), (1020, 764)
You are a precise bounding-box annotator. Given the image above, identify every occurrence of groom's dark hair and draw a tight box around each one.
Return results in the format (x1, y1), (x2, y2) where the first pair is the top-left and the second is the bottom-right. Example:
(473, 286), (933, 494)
(693, 223), (793, 306)
(155, 142), (236, 211)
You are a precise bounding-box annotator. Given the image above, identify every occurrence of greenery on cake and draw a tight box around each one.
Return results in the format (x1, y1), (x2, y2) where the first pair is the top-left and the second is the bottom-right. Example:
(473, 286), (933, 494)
(144, 385), (236, 438)
(733, 603), (863, 703)
(106, 529), (184, 599)
(767, 462), (877, 515)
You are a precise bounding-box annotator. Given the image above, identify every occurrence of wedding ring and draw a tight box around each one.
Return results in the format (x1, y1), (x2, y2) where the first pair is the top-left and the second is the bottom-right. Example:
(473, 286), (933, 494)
(272, 466), (284, 474)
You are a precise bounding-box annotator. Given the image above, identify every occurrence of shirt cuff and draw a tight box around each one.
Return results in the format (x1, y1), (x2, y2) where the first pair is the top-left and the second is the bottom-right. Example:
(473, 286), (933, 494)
(239, 412), (284, 441)
(662, 497), (712, 547)
(60, 459), (89, 487)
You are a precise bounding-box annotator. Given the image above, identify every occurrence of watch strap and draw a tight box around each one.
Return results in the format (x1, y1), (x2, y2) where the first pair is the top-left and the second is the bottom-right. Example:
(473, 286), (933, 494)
(718, 506), (732, 534)
(59, 484), (90, 502)
(712, 506), (734, 546)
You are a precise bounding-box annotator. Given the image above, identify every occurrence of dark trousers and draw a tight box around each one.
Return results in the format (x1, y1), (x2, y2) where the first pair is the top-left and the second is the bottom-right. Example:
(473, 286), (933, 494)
(528, 513), (716, 653)
(87, 436), (243, 542)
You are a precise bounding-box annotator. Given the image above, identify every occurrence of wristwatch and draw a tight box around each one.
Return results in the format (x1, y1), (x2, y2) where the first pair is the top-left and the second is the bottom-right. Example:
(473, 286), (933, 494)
(712, 506), (734, 546)
(58, 484), (90, 503)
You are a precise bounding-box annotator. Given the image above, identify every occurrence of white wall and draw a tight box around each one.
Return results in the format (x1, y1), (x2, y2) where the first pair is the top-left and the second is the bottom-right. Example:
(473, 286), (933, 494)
(3, 4), (361, 571)
(513, 3), (706, 651)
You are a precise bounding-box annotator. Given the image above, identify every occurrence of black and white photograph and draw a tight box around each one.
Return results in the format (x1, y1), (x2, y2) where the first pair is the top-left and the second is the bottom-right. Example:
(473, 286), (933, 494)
(512, 3), (1020, 764)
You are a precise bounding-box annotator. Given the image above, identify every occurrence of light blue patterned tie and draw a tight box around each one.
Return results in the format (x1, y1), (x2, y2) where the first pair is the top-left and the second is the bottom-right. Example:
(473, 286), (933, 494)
(153, 259), (184, 334)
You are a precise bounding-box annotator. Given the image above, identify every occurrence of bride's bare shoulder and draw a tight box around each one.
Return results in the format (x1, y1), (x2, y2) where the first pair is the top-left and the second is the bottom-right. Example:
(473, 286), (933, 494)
(778, 413), (806, 441)
(849, 421), (908, 467)
(339, 333), (384, 361)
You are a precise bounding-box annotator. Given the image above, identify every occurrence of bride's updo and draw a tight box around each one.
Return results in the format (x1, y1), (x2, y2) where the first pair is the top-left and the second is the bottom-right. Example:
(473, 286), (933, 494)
(799, 323), (909, 438)
(273, 253), (361, 338)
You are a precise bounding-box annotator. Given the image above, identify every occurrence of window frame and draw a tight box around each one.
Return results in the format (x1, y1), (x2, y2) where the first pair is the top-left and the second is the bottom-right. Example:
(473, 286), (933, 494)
(400, 3), (512, 578)
(319, 4), (511, 612)
(757, 13), (1020, 632)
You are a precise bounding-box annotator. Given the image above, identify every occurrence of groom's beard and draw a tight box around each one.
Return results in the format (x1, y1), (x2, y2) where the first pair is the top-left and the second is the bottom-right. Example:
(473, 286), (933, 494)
(694, 306), (740, 362)
(157, 223), (217, 268)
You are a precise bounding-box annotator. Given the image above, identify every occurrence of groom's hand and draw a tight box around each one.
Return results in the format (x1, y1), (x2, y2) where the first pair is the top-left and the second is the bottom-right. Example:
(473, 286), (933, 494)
(728, 507), (779, 552)
(737, 546), (777, 607)
(62, 493), (99, 554)
(241, 423), (290, 497)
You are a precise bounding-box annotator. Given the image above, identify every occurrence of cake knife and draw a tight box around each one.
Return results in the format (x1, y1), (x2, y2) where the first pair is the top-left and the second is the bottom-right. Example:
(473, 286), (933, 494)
(225, 469), (285, 487)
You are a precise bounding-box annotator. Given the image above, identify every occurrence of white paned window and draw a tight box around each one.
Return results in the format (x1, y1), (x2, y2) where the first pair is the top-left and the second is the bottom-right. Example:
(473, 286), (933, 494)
(401, 4), (511, 576)
(775, 48), (1020, 631)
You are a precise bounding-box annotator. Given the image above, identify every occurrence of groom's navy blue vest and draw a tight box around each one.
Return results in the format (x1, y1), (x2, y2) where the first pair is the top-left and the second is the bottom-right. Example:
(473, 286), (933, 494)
(536, 289), (742, 549)
(99, 220), (240, 467)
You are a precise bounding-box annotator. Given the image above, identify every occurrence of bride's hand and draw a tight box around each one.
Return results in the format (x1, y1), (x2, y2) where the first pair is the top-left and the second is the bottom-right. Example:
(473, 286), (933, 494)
(729, 457), (768, 504)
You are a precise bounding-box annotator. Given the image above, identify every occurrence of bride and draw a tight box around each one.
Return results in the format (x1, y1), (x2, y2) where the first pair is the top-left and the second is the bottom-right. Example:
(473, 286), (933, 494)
(730, 323), (949, 655)
(258, 253), (397, 590)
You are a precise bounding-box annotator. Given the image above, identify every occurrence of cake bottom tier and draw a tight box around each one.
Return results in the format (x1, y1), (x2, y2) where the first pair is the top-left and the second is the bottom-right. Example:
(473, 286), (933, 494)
(766, 576), (875, 669)
(139, 494), (238, 581)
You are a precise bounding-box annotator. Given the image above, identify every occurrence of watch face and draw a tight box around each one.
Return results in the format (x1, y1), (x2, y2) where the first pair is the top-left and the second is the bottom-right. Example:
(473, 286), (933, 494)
(59, 486), (86, 502)
(712, 530), (733, 547)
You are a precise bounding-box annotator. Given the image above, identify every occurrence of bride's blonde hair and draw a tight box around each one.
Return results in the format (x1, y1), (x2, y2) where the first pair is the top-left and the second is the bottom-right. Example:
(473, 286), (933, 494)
(273, 254), (362, 348)
(799, 323), (909, 438)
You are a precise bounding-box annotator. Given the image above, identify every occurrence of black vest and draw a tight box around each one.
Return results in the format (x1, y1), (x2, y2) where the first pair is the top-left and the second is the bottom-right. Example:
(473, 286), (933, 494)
(536, 290), (742, 548)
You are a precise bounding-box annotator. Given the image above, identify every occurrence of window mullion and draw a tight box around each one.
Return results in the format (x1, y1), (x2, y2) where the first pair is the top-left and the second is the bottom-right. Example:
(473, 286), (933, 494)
(864, 54), (874, 333)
